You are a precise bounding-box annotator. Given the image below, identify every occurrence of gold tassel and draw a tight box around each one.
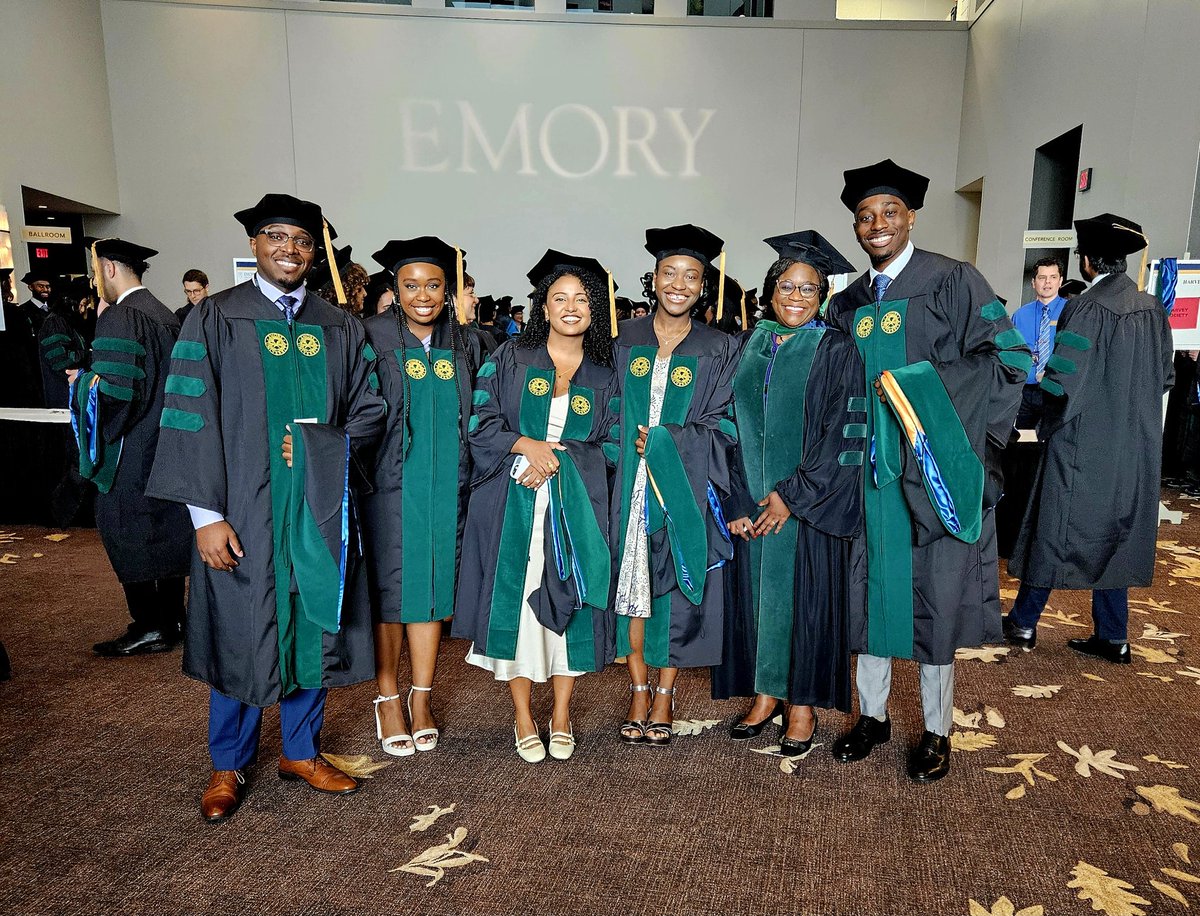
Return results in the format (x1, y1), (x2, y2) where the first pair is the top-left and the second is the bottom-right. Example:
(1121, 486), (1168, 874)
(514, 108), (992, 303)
(322, 220), (346, 305)
(90, 240), (102, 302)
(715, 250), (727, 320)
(607, 269), (618, 338)
(739, 290), (747, 330)
(1137, 247), (1149, 292)
(455, 246), (466, 325)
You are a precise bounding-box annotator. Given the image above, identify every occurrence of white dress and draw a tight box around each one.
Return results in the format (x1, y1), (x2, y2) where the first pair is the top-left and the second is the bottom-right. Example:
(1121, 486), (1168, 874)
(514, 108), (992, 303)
(466, 394), (585, 682)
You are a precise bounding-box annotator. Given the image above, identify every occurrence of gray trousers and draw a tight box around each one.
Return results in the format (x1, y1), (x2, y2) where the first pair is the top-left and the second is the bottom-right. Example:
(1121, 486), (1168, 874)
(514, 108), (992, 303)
(856, 654), (955, 737)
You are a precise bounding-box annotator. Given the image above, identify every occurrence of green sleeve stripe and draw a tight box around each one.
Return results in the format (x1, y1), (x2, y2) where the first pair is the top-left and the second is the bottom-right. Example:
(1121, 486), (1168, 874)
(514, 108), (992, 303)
(718, 417), (738, 440)
(981, 300), (1007, 321)
(472, 389), (491, 406)
(49, 356), (73, 371)
(165, 374), (206, 397)
(609, 396), (621, 414)
(467, 414), (480, 433)
(1039, 377), (1065, 397)
(609, 423), (621, 441)
(994, 328), (1026, 350)
(602, 442), (620, 464)
(838, 450), (864, 466)
(41, 334), (71, 348)
(92, 360), (146, 380)
(1046, 354), (1077, 375)
(363, 343), (377, 361)
(1055, 331), (1092, 351)
(368, 371), (380, 391)
(847, 397), (868, 413)
(160, 407), (205, 432)
(43, 346), (67, 361)
(476, 360), (497, 379)
(171, 340), (207, 361)
(843, 422), (868, 439)
(98, 379), (134, 402)
(92, 336), (146, 357)
(999, 350), (1034, 373)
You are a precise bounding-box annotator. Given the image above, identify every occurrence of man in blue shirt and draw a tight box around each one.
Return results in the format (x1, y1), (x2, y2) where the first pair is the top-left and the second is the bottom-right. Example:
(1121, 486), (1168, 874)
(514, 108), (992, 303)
(1010, 256), (1067, 428)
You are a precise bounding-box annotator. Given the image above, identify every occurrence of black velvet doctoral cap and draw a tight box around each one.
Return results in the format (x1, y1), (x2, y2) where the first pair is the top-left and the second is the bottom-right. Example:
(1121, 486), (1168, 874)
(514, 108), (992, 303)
(93, 238), (159, 266)
(234, 193), (330, 241)
(763, 230), (857, 277)
(21, 269), (54, 284)
(644, 224), (724, 267)
(840, 159), (930, 212)
(1073, 213), (1148, 257)
(1059, 278), (1087, 297)
(526, 249), (616, 290)
(306, 244), (354, 291)
(372, 237), (460, 275)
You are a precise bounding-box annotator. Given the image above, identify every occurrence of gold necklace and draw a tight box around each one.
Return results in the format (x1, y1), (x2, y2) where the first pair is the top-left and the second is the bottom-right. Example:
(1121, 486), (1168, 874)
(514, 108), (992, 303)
(654, 318), (691, 352)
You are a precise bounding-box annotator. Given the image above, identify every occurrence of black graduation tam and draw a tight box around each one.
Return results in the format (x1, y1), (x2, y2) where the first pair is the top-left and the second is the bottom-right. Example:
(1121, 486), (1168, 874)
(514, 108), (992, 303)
(644, 224), (724, 267)
(840, 159), (929, 212)
(307, 244), (354, 287)
(763, 230), (856, 277)
(1060, 278), (1087, 297)
(93, 238), (158, 266)
(21, 269), (53, 284)
(0, 268), (11, 280)
(525, 249), (616, 290)
(1073, 213), (1148, 257)
(234, 193), (330, 241)
(372, 237), (460, 274)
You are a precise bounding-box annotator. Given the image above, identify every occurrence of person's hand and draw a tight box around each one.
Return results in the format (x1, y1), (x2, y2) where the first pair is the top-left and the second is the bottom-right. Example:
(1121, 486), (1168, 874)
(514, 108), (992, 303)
(197, 520), (244, 571)
(65, 368), (80, 384)
(753, 491), (792, 536)
(873, 377), (887, 403)
(282, 433), (293, 468)
(728, 516), (756, 541)
(516, 438), (565, 488)
(635, 425), (650, 456)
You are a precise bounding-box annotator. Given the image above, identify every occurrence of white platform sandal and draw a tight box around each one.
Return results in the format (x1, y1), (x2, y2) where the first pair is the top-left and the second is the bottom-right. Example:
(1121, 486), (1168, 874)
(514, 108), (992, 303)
(408, 686), (439, 752)
(373, 693), (414, 758)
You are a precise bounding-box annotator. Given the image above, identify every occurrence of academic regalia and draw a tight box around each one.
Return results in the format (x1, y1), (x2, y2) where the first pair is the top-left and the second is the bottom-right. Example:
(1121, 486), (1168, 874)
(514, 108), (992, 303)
(610, 316), (740, 668)
(360, 311), (483, 623)
(38, 310), (87, 408)
(146, 279), (387, 706)
(712, 321), (866, 711)
(827, 249), (1029, 664)
(453, 340), (618, 673)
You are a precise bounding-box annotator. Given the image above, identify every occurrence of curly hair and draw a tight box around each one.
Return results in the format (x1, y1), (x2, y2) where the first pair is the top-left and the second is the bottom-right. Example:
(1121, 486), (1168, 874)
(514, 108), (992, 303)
(318, 262), (370, 317)
(760, 257), (829, 322)
(519, 267), (613, 367)
(640, 265), (714, 319)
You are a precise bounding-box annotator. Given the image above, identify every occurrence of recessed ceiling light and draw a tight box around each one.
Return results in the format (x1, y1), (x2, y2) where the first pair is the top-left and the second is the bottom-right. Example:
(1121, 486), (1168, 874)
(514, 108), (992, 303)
(46, 216), (55, 220)
(37, 205), (47, 209)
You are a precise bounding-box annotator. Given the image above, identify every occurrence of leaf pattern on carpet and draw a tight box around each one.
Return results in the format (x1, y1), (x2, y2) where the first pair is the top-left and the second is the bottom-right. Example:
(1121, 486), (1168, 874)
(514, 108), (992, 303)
(1175, 843), (1192, 864)
(390, 827), (488, 888)
(1083, 673), (1108, 682)
(1132, 643), (1177, 664)
(1139, 672), (1174, 683)
(671, 719), (720, 737)
(951, 731), (998, 752)
(410, 804), (456, 833)
(1136, 786), (1200, 824)
(967, 897), (1044, 916)
(42, 533), (69, 542)
(1162, 867), (1200, 884)
(0, 531), (23, 545)
(1141, 622), (1188, 643)
(1039, 609), (1090, 629)
(954, 708), (982, 729)
(1145, 755), (1190, 770)
(1176, 667), (1200, 684)
(319, 753), (392, 778)
(1131, 595), (1182, 615)
(1056, 742), (1139, 779)
(1067, 861), (1150, 916)
(1012, 684), (1062, 699)
(985, 706), (1007, 728)
(1150, 879), (1190, 907)
(956, 646), (1011, 663)
(986, 754), (1058, 788)
(0, 554), (18, 564)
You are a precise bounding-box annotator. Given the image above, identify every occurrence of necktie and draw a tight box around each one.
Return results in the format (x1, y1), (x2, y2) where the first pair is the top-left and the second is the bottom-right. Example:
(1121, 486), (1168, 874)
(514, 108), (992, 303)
(278, 294), (297, 326)
(873, 274), (891, 303)
(1035, 302), (1052, 380)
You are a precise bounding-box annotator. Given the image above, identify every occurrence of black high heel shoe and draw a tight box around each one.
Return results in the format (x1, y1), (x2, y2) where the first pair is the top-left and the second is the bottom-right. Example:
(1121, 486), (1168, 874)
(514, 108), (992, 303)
(730, 700), (783, 740)
(779, 713), (818, 758)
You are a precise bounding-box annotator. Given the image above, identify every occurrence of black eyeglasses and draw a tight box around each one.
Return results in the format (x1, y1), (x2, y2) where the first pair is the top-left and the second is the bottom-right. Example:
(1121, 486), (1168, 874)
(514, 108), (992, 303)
(258, 230), (316, 252)
(777, 281), (820, 299)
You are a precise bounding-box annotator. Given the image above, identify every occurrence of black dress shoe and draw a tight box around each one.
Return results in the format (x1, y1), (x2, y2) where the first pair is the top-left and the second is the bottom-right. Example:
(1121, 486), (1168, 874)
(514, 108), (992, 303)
(832, 715), (891, 762)
(1068, 635), (1131, 664)
(780, 713), (818, 758)
(908, 730), (951, 782)
(730, 701), (782, 740)
(93, 626), (179, 657)
(1002, 615), (1036, 651)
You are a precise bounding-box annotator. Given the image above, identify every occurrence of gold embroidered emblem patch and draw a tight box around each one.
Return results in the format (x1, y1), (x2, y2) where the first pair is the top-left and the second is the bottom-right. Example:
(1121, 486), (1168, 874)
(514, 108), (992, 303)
(528, 377), (551, 397)
(433, 359), (455, 380)
(671, 366), (693, 388)
(264, 332), (289, 356)
(296, 333), (321, 357)
(570, 395), (591, 416)
(630, 356), (651, 378)
(855, 316), (874, 339)
(405, 358), (427, 380)
(881, 311), (902, 335)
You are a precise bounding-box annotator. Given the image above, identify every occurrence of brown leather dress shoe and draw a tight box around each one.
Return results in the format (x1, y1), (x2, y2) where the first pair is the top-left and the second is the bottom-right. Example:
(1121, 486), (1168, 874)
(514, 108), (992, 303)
(277, 756), (359, 795)
(201, 769), (245, 823)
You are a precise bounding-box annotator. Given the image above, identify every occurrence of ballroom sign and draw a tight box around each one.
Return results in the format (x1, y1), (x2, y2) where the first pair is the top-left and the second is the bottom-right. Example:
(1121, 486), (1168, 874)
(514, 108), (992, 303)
(21, 226), (72, 244)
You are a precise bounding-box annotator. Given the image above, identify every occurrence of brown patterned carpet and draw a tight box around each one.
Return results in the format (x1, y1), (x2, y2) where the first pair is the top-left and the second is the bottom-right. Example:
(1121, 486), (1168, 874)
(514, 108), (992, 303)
(4, 494), (1200, 916)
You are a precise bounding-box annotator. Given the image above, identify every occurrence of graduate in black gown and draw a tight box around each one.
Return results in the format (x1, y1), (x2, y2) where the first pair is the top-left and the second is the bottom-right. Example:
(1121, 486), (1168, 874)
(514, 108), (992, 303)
(712, 231), (865, 757)
(454, 251), (618, 763)
(611, 225), (739, 747)
(147, 194), (386, 821)
(361, 237), (484, 757)
(69, 240), (193, 657)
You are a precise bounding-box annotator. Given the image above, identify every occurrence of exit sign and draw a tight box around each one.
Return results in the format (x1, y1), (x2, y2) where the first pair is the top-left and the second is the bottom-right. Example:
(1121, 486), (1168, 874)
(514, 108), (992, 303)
(35, 247), (49, 259)
(1078, 167), (1093, 191)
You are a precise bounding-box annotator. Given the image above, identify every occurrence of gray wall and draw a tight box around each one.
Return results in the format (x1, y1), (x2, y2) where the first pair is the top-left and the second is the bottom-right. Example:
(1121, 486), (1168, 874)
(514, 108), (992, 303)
(96, 1), (970, 302)
(957, 0), (1200, 306)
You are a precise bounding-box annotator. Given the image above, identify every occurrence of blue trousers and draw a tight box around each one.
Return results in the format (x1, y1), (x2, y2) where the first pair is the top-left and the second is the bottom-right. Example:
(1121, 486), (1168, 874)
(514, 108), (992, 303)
(208, 687), (327, 770)
(1009, 583), (1129, 641)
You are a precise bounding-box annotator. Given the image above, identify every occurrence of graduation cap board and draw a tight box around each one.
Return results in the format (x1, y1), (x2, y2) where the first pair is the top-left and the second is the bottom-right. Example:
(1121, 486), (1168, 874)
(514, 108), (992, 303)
(763, 230), (856, 279)
(372, 237), (468, 324)
(1075, 213), (1151, 291)
(526, 249), (619, 338)
(21, 269), (53, 285)
(235, 193), (340, 297)
(644, 224), (729, 319)
(840, 159), (930, 212)
(307, 244), (353, 305)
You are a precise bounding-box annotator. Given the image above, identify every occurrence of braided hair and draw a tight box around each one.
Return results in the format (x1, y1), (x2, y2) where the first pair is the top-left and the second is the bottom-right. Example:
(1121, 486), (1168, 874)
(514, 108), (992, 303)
(519, 268), (613, 368)
(640, 266), (715, 319)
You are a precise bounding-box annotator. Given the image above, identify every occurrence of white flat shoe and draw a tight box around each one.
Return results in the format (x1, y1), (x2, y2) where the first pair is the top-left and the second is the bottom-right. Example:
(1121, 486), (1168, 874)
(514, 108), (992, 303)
(548, 720), (576, 761)
(373, 694), (414, 758)
(408, 686), (439, 752)
(514, 724), (546, 763)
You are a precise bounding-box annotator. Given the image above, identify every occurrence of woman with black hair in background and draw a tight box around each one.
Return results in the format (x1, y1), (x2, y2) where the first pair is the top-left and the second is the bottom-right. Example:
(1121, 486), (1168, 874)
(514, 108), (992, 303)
(361, 237), (484, 756)
(713, 230), (866, 757)
(455, 251), (618, 762)
(612, 224), (740, 747)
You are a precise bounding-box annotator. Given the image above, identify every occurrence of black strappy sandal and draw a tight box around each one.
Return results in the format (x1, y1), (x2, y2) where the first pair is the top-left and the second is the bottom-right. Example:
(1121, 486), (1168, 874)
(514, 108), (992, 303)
(644, 685), (675, 747)
(620, 683), (651, 745)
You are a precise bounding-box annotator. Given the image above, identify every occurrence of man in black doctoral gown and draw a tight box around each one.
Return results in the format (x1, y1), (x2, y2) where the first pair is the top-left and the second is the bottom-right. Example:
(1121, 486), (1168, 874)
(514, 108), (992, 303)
(1005, 214), (1174, 662)
(827, 160), (1028, 782)
(147, 194), (386, 822)
(72, 239), (193, 656)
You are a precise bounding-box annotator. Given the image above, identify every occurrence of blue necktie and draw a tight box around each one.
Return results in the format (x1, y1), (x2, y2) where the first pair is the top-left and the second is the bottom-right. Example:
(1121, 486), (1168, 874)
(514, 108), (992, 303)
(873, 274), (891, 303)
(278, 294), (297, 325)
(1035, 302), (1052, 380)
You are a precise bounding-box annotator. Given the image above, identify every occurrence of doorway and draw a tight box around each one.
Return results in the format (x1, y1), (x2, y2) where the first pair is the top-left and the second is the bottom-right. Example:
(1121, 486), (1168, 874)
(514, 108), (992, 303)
(1025, 125), (1083, 285)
